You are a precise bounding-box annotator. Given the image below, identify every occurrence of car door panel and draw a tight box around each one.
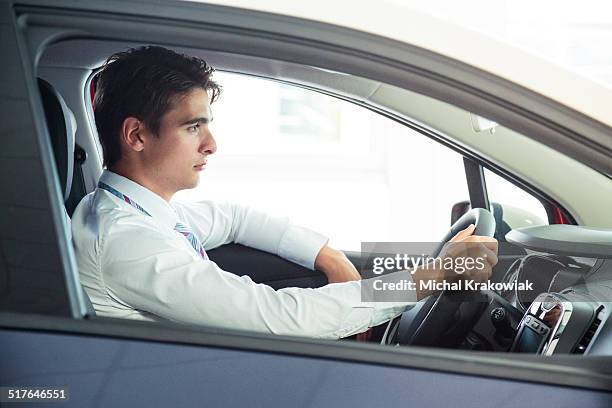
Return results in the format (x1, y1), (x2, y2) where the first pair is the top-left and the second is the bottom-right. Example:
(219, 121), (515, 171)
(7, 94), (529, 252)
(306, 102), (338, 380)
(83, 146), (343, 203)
(2, 328), (611, 407)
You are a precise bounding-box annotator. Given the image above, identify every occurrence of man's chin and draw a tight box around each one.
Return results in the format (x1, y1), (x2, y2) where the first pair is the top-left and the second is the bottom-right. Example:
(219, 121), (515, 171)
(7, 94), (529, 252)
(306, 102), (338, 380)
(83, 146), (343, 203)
(187, 176), (201, 190)
(175, 178), (200, 193)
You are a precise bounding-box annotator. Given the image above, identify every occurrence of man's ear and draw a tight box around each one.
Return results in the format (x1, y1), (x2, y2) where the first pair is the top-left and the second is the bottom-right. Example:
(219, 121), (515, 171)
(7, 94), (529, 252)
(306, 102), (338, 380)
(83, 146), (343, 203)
(120, 117), (146, 153)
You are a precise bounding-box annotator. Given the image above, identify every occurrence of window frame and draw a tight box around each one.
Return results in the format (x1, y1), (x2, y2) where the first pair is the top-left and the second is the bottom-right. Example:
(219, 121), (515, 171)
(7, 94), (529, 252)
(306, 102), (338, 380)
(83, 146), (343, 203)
(86, 66), (576, 232)
(5, 0), (607, 393)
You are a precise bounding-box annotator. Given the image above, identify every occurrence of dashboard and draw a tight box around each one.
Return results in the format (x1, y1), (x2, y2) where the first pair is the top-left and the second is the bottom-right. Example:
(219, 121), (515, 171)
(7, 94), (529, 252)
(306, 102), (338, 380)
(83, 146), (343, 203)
(477, 225), (612, 355)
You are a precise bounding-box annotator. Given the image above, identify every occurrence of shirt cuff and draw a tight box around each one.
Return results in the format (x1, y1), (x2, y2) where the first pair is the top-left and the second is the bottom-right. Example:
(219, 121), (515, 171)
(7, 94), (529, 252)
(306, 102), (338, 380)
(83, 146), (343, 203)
(313, 280), (414, 339)
(277, 224), (329, 270)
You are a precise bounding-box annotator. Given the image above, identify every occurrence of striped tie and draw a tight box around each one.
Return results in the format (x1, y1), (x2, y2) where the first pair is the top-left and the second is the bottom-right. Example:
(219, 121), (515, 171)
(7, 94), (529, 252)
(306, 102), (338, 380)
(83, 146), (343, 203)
(98, 181), (209, 260)
(174, 221), (209, 260)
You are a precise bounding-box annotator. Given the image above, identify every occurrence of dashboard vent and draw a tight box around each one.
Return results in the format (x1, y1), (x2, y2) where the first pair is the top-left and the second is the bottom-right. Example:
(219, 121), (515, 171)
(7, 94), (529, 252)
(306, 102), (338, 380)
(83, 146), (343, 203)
(572, 307), (604, 354)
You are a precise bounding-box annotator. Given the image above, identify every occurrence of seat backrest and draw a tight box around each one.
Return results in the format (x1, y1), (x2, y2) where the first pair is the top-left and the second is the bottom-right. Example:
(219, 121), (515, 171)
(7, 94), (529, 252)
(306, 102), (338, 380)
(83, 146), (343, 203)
(38, 78), (96, 316)
(38, 78), (75, 202)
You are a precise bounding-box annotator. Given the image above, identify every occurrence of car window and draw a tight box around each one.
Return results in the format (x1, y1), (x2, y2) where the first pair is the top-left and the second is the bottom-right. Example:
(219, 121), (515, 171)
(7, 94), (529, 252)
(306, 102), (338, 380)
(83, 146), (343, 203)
(484, 168), (549, 231)
(173, 72), (470, 250)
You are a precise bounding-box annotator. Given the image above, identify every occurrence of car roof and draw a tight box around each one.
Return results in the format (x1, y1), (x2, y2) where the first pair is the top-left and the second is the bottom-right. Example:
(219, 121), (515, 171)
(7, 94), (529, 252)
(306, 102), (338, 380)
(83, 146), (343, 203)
(201, 0), (612, 130)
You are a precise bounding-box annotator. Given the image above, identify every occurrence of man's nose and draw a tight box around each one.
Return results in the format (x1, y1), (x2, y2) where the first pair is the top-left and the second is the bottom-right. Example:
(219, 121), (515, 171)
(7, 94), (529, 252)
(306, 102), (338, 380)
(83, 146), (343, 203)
(200, 130), (217, 155)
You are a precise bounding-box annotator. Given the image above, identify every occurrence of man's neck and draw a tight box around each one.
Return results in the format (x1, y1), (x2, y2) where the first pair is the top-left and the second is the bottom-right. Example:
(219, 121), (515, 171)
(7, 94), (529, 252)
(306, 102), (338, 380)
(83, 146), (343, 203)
(108, 165), (174, 202)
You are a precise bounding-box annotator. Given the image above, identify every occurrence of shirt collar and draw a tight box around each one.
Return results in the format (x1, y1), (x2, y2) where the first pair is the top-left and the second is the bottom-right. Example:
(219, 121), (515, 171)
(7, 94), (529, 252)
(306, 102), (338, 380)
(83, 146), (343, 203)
(98, 170), (179, 230)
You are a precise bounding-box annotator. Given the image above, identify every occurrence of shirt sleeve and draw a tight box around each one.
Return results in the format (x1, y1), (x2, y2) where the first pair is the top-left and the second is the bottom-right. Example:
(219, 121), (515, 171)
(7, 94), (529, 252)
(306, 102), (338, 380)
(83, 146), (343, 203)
(173, 200), (328, 270)
(100, 216), (415, 339)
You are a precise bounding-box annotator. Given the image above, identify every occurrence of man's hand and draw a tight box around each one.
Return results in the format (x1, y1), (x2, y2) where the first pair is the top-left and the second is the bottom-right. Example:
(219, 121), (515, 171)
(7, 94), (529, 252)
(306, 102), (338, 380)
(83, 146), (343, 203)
(315, 245), (362, 284)
(412, 224), (498, 299)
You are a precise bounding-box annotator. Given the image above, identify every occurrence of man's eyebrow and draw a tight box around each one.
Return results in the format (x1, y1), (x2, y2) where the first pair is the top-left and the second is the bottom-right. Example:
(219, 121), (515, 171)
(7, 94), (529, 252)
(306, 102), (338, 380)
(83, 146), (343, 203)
(179, 116), (212, 126)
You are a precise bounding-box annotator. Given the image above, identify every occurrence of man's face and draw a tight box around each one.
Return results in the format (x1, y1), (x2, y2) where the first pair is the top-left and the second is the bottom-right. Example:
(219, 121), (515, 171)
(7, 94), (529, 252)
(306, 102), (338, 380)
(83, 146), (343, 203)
(141, 87), (216, 195)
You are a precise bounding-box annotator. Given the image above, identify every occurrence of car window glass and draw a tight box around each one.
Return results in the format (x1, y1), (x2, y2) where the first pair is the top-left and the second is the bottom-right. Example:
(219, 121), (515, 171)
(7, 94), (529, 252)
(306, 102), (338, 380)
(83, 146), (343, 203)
(484, 168), (549, 231)
(173, 72), (469, 250)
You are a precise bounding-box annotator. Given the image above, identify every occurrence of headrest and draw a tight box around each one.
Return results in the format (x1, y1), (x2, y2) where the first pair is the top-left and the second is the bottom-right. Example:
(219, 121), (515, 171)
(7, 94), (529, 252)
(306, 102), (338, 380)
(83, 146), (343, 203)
(37, 78), (76, 202)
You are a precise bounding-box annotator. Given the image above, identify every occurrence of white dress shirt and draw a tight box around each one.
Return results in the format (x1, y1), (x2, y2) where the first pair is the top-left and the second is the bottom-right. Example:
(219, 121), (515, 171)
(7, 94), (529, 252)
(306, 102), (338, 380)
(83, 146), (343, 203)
(72, 170), (415, 339)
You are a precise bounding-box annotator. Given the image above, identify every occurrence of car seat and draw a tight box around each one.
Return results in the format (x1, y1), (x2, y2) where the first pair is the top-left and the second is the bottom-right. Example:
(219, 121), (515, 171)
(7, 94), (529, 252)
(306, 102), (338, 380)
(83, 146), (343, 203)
(38, 78), (96, 316)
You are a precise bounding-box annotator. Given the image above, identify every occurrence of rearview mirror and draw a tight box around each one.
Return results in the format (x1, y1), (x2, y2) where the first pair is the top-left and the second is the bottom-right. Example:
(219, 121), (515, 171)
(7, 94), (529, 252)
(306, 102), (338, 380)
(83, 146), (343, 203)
(470, 113), (498, 133)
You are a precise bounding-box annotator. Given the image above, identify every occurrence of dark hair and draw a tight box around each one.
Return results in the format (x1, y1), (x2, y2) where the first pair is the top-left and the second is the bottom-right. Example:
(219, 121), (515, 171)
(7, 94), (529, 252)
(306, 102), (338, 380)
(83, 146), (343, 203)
(93, 46), (221, 167)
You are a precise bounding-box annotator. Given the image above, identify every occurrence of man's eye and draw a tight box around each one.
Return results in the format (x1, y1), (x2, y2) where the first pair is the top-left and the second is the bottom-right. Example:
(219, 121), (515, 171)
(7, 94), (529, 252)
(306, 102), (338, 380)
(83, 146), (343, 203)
(187, 124), (199, 133)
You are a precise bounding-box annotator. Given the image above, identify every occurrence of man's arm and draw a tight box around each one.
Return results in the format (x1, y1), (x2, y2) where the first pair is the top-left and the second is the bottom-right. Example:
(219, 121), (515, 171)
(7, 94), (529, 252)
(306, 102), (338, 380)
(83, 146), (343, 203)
(100, 218), (412, 339)
(316, 225), (498, 299)
(314, 246), (362, 283)
(174, 201), (497, 288)
(175, 200), (336, 275)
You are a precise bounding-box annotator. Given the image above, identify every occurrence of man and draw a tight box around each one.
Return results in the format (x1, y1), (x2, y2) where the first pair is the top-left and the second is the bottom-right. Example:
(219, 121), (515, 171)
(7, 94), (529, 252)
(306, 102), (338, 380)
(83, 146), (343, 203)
(73, 46), (498, 339)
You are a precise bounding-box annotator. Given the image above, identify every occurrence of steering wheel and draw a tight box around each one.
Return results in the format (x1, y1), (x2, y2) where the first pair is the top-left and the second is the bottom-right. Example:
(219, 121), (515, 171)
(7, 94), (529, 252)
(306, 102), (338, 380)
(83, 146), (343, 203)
(382, 208), (496, 347)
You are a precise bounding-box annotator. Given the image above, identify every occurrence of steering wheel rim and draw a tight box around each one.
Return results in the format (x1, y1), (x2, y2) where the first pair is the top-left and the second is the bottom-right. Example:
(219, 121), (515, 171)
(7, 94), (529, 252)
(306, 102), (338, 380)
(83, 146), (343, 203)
(382, 208), (496, 347)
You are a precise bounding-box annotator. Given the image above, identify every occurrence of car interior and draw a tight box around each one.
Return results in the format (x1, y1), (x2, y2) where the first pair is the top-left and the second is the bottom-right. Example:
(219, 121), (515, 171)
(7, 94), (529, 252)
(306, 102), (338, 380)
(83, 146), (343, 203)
(30, 36), (612, 358)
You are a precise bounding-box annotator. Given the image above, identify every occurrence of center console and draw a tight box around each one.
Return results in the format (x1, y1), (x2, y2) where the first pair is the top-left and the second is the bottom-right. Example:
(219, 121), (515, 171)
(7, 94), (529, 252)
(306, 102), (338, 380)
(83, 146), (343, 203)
(511, 293), (600, 354)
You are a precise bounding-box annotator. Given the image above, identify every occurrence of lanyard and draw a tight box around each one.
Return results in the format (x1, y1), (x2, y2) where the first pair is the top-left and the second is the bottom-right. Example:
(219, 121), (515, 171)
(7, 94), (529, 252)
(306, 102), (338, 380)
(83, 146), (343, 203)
(98, 181), (151, 216)
(97, 181), (208, 260)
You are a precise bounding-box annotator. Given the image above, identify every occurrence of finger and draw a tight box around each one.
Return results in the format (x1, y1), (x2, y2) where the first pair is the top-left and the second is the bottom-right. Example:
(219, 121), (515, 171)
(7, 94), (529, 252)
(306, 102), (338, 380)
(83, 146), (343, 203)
(484, 239), (498, 255)
(437, 242), (464, 262)
(463, 244), (496, 280)
(463, 235), (497, 243)
(477, 238), (498, 255)
(462, 236), (499, 253)
(469, 241), (497, 265)
(450, 224), (476, 242)
(480, 245), (498, 268)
